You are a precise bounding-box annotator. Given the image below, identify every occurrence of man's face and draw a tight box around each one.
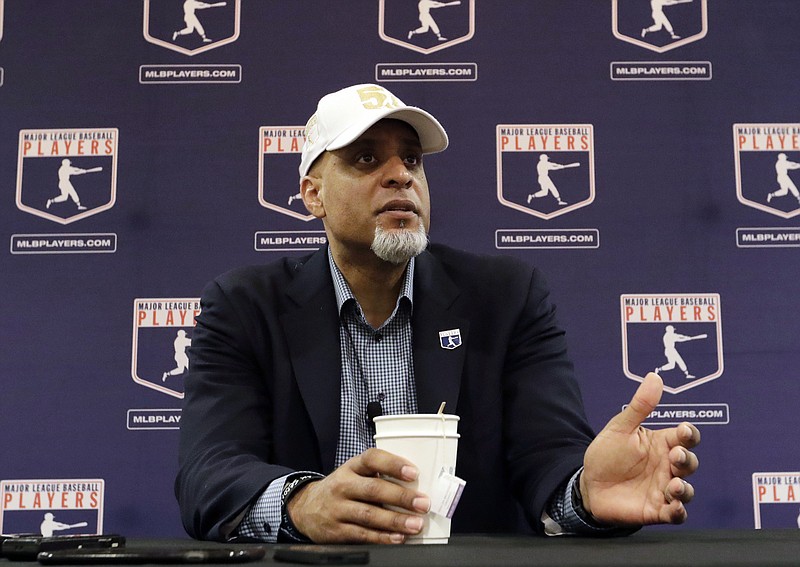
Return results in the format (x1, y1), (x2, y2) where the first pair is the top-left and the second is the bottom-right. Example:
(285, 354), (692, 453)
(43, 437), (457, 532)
(301, 119), (430, 260)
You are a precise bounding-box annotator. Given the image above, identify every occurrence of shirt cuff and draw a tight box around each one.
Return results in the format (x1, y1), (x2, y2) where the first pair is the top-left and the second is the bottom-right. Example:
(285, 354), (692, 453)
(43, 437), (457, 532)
(236, 474), (290, 543)
(542, 467), (626, 536)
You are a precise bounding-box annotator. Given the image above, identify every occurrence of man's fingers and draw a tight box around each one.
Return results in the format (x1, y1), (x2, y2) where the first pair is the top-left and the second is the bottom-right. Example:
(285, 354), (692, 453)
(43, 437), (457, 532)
(350, 476), (430, 513)
(661, 501), (688, 524)
(606, 372), (664, 434)
(342, 500), (424, 534)
(667, 422), (701, 449)
(319, 479), (427, 543)
(679, 422), (701, 448)
(660, 477), (692, 524)
(664, 477), (695, 505)
(669, 445), (699, 477)
(351, 448), (419, 482)
(343, 451), (430, 514)
(321, 522), (410, 545)
(288, 466), (428, 544)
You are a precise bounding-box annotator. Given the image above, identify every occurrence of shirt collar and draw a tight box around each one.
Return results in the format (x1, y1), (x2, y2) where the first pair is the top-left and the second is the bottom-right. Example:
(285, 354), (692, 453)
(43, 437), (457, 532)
(327, 247), (415, 315)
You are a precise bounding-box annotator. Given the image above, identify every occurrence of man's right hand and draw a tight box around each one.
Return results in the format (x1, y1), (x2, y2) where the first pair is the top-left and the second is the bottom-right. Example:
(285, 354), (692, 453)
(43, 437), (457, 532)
(286, 448), (431, 544)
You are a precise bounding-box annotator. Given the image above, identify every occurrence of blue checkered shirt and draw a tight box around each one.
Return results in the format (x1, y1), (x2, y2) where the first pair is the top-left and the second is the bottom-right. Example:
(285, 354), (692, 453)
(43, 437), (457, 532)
(330, 251), (418, 466)
(237, 251), (610, 540)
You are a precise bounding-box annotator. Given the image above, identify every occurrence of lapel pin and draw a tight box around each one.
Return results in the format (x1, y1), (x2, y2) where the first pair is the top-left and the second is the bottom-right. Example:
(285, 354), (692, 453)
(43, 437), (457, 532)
(438, 328), (462, 350)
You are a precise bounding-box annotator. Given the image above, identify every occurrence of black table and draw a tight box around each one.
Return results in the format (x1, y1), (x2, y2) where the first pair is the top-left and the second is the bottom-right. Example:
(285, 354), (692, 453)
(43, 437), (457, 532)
(3, 531), (799, 567)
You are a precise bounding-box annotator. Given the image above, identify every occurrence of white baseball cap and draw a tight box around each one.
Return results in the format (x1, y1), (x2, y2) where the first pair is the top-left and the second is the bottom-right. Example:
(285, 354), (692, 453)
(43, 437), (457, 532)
(299, 84), (449, 177)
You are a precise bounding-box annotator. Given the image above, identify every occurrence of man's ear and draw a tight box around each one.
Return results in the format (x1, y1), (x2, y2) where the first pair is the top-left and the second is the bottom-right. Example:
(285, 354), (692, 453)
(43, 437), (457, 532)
(300, 176), (325, 219)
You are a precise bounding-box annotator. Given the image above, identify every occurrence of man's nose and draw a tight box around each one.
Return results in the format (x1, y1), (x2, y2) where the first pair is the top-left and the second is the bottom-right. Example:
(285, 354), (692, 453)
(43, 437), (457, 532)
(381, 156), (413, 189)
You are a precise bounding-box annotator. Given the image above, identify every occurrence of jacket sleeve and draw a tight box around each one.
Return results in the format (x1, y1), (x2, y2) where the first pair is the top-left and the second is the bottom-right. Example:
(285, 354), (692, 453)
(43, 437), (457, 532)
(175, 277), (294, 541)
(501, 266), (595, 531)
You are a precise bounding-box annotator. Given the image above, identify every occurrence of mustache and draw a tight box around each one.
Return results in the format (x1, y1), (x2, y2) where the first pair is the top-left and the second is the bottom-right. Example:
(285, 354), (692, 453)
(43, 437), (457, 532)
(377, 199), (419, 214)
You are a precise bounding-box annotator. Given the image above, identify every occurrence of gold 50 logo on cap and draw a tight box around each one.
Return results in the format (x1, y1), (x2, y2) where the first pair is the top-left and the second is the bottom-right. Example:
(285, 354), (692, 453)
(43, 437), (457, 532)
(298, 83), (448, 178)
(357, 85), (402, 110)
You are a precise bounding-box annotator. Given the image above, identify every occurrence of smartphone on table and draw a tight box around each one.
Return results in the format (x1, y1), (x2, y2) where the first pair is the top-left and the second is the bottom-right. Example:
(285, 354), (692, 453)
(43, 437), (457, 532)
(274, 545), (369, 565)
(1, 533), (125, 561)
(36, 546), (267, 564)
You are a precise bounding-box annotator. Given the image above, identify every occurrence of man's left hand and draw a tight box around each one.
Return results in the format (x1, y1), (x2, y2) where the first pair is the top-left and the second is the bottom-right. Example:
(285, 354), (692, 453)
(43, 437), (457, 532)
(580, 372), (701, 526)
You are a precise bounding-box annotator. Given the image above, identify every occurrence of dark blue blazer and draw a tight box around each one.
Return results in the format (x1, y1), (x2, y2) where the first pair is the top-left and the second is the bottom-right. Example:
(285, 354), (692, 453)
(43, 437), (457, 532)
(176, 244), (594, 540)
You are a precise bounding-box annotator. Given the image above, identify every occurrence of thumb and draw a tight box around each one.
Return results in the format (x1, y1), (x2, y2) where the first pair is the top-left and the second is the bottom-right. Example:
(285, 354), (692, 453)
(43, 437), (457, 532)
(606, 372), (663, 434)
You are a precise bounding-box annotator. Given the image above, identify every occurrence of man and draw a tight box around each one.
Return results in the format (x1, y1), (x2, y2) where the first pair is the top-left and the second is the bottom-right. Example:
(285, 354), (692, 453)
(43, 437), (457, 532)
(527, 153), (575, 206)
(767, 152), (800, 206)
(172, 0), (225, 43)
(641, 0), (683, 40)
(655, 325), (706, 380)
(40, 513), (73, 538)
(46, 159), (90, 211)
(176, 84), (700, 544)
(408, 0), (460, 42)
(162, 330), (192, 382)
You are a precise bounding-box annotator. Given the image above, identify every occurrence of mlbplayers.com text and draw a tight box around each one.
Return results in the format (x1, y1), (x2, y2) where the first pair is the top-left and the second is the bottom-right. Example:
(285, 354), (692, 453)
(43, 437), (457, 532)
(11, 234), (118, 254)
(15, 238), (113, 249)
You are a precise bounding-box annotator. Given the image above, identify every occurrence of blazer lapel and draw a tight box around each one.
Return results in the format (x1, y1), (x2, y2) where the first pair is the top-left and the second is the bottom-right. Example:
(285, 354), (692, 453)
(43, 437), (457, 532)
(279, 247), (469, 469)
(412, 250), (469, 415)
(281, 248), (341, 472)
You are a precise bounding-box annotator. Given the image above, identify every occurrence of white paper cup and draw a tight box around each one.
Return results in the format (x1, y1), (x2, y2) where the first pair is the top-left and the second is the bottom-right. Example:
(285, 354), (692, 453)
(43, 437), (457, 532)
(373, 414), (460, 436)
(373, 414), (460, 544)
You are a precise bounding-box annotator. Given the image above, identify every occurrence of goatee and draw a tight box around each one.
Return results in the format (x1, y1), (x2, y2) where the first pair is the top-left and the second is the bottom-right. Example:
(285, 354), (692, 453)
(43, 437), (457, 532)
(371, 222), (428, 264)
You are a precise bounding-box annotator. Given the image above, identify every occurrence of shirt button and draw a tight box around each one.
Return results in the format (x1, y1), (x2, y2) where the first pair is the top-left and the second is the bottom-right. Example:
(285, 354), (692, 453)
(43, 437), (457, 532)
(374, 333), (383, 342)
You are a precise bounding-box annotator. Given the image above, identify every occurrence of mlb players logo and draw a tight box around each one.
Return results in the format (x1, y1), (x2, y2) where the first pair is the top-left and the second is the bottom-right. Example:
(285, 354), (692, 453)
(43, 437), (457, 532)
(131, 298), (200, 399)
(734, 123), (800, 219)
(752, 473), (800, 528)
(16, 129), (118, 225)
(143, 0), (240, 56)
(379, 0), (474, 55)
(438, 328), (462, 350)
(0, 479), (105, 536)
(621, 294), (723, 394)
(497, 125), (595, 220)
(259, 126), (316, 221)
(613, 0), (707, 53)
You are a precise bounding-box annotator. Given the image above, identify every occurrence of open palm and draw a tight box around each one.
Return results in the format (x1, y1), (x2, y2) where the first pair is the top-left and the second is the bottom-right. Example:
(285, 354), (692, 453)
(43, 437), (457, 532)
(581, 373), (701, 526)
